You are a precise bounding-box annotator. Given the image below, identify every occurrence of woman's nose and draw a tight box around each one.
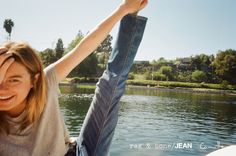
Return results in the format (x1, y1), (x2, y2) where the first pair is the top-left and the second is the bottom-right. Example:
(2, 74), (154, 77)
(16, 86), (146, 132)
(0, 82), (8, 90)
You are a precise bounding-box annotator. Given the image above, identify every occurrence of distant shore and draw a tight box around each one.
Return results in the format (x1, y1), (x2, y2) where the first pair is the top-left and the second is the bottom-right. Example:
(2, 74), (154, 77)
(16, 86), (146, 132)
(59, 82), (236, 96)
(126, 85), (236, 96)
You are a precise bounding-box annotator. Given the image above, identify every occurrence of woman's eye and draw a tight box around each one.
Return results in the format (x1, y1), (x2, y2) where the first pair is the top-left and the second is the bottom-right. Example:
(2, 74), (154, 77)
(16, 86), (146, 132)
(8, 79), (20, 83)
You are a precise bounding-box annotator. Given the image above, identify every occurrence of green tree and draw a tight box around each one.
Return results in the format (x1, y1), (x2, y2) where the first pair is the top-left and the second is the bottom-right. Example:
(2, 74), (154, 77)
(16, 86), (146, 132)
(151, 57), (168, 70)
(128, 72), (135, 80)
(131, 61), (150, 74)
(95, 34), (113, 69)
(70, 53), (98, 77)
(66, 31), (84, 52)
(3, 19), (14, 40)
(190, 54), (214, 82)
(191, 70), (207, 83)
(144, 71), (152, 80)
(66, 31), (99, 77)
(153, 71), (166, 81)
(39, 48), (56, 67)
(190, 54), (212, 72)
(212, 49), (236, 84)
(176, 71), (192, 82)
(55, 38), (64, 60)
(159, 66), (173, 81)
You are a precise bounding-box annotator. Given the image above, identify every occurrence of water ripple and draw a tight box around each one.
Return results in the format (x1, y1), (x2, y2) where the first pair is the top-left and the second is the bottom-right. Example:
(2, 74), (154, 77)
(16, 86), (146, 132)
(59, 88), (236, 156)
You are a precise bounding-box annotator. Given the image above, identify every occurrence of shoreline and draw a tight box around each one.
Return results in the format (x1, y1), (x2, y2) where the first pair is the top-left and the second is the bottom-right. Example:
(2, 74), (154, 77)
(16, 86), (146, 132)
(126, 85), (236, 96)
(59, 82), (236, 96)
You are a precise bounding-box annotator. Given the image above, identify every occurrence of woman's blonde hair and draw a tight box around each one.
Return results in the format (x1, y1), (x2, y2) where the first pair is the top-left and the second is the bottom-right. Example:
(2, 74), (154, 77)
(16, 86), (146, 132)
(0, 41), (47, 134)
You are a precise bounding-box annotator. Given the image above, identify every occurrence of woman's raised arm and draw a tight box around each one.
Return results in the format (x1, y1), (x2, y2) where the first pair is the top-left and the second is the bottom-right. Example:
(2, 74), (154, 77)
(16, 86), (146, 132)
(53, 0), (148, 82)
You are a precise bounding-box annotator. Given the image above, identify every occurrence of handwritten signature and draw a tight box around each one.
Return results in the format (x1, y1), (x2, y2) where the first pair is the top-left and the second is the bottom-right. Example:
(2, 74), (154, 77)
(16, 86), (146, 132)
(200, 141), (224, 150)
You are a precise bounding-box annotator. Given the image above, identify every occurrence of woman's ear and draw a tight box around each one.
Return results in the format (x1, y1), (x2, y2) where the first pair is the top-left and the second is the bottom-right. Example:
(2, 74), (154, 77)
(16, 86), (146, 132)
(34, 73), (40, 81)
(31, 73), (40, 88)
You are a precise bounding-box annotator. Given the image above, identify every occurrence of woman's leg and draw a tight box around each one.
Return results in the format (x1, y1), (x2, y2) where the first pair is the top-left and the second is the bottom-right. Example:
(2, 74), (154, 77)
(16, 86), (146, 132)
(77, 14), (147, 156)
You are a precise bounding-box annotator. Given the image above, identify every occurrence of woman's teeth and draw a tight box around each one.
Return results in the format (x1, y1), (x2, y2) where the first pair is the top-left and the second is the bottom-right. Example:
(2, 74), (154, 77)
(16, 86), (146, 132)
(0, 95), (13, 100)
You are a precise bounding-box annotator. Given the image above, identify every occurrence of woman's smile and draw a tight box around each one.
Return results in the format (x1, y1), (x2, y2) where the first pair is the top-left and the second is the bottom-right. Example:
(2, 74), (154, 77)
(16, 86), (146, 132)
(0, 95), (14, 100)
(0, 95), (15, 106)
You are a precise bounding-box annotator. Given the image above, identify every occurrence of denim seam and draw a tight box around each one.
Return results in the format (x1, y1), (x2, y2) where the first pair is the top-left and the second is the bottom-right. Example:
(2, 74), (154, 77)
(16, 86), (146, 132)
(92, 17), (138, 156)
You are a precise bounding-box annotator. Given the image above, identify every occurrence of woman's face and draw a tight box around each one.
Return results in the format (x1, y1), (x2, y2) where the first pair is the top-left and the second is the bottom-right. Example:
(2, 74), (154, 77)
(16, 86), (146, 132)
(0, 61), (33, 117)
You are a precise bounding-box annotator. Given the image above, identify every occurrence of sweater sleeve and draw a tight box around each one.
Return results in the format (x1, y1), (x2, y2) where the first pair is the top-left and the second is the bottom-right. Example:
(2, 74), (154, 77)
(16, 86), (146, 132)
(44, 64), (61, 96)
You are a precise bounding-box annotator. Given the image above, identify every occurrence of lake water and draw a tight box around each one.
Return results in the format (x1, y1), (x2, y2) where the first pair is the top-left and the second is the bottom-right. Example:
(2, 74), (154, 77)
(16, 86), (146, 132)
(59, 85), (236, 156)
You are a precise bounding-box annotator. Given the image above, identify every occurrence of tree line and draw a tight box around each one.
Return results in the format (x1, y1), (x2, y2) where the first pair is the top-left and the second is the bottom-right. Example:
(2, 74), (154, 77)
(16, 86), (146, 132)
(42, 32), (236, 85)
(2, 19), (236, 85)
(130, 50), (236, 85)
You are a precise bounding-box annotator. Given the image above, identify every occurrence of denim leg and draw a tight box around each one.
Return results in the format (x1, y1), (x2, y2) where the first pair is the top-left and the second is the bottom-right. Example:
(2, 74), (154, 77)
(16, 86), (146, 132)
(77, 14), (147, 156)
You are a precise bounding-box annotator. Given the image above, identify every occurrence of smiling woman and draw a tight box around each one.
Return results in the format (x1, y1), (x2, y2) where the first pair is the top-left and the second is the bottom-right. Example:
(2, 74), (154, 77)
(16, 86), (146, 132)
(0, 41), (46, 133)
(0, 0), (148, 155)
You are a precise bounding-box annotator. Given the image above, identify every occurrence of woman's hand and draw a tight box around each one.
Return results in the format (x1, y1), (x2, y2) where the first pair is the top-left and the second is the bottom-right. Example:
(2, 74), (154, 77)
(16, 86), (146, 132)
(0, 47), (14, 85)
(120, 0), (148, 15)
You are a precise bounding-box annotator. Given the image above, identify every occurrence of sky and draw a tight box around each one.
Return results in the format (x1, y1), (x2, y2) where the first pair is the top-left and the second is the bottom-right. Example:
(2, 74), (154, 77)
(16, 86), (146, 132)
(0, 0), (236, 61)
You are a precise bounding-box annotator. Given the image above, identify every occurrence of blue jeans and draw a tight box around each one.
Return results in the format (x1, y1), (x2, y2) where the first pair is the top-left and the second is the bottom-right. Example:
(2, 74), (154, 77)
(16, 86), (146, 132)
(76, 14), (147, 156)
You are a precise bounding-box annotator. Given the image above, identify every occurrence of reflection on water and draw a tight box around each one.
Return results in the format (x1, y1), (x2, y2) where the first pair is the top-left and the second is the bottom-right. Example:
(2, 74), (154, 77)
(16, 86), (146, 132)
(59, 86), (236, 156)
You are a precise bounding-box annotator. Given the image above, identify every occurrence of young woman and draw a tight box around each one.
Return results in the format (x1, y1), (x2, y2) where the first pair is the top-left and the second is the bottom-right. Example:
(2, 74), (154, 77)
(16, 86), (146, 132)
(0, 0), (148, 155)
